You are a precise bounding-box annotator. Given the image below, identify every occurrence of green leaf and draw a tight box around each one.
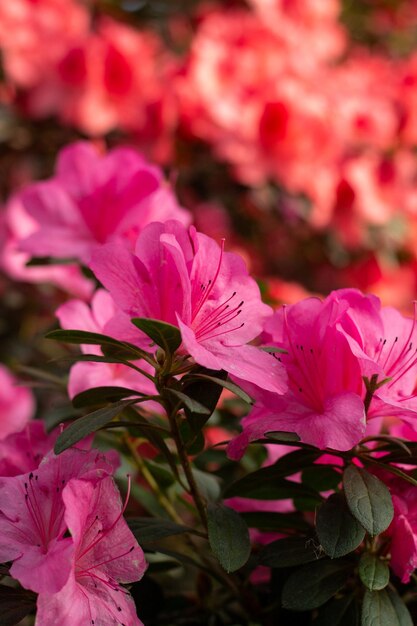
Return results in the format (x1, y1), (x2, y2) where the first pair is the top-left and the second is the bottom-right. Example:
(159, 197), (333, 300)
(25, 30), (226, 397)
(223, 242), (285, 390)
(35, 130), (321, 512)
(164, 388), (211, 415)
(26, 255), (74, 266)
(127, 517), (198, 544)
(131, 318), (182, 353)
(46, 329), (149, 359)
(362, 588), (413, 626)
(343, 465), (394, 536)
(72, 386), (146, 408)
(264, 430), (301, 443)
(143, 460), (176, 489)
(302, 466), (342, 491)
(191, 468), (221, 502)
(207, 503), (251, 573)
(122, 407), (180, 481)
(359, 554), (390, 591)
(259, 535), (322, 568)
(316, 493), (366, 559)
(272, 448), (322, 476)
(224, 471), (322, 503)
(54, 399), (136, 453)
(314, 595), (359, 626)
(281, 560), (352, 611)
(179, 422), (206, 455)
(0, 584), (37, 626)
(130, 483), (168, 518)
(261, 346), (288, 354)
(182, 367), (227, 433)
(185, 373), (253, 404)
(240, 511), (310, 533)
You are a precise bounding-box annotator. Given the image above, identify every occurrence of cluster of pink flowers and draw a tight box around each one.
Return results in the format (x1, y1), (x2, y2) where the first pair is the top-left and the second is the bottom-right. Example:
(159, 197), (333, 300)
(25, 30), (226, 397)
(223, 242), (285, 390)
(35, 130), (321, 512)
(4, 135), (417, 615)
(0, 447), (147, 624)
(0, 363), (147, 624)
(0, 1), (175, 160)
(179, 2), (417, 245)
(5, 2), (417, 622)
(3, 0), (417, 254)
(229, 288), (417, 456)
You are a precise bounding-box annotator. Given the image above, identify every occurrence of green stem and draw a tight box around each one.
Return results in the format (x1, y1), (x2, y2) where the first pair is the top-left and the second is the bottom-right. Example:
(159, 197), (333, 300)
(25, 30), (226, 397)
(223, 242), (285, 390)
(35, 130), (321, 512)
(124, 435), (183, 524)
(168, 406), (208, 529)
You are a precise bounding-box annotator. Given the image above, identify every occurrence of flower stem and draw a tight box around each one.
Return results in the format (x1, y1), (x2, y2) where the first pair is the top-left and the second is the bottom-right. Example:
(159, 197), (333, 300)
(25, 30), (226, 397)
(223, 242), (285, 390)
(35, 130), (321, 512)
(124, 435), (183, 524)
(168, 407), (208, 529)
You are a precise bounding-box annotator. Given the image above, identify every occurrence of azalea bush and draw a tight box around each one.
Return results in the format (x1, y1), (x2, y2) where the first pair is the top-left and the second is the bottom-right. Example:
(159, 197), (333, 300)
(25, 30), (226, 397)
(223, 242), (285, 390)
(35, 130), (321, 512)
(2, 1), (417, 626)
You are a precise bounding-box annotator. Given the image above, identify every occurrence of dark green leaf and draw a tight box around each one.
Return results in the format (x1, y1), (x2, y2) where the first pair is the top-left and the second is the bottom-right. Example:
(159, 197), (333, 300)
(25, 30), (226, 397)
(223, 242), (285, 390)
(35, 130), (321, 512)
(343, 466), (393, 536)
(26, 255), (75, 266)
(281, 560), (352, 611)
(0, 584), (36, 626)
(127, 517), (198, 543)
(293, 494), (325, 512)
(182, 367), (227, 433)
(224, 471), (322, 503)
(271, 448), (322, 476)
(122, 407), (180, 481)
(302, 466), (342, 491)
(179, 421), (206, 455)
(359, 554), (390, 591)
(164, 388), (211, 415)
(207, 503), (251, 573)
(259, 535), (322, 567)
(316, 493), (366, 559)
(72, 386), (146, 408)
(240, 511), (310, 533)
(191, 468), (221, 501)
(131, 318), (182, 353)
(362, 588), (413, 626)
(314, 595), (359, 626)
(185, 374), (253, 404)
(46, 329), (149, 359)
(144, 460), (176, 489)
(264, 430), (301, 443)
(54, 399), (136, 453)
(131, 483), (168, 518)
(261, 346), (288, 354)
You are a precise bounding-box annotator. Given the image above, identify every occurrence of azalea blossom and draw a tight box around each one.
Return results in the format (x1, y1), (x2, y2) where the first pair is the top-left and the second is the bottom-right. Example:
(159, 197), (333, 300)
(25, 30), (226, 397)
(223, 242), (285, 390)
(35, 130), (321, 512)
(0, 421), (57, 477)
(35, 476), (147, 626)
(90, 220), (287, 393)
(1, 193), (94, 298)
(228, 294), (366, 458)
(229, 288), (417, 459)
(0, 365), (34, 441)
(19, 141), (190, 265)
(0, 448), (114, 594)
(326, 289), (417, 426)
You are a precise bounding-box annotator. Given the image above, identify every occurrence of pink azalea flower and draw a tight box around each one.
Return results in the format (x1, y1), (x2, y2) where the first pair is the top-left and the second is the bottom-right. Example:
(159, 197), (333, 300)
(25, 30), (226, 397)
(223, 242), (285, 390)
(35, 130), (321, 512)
(19, 141), (190, 265)
(0, 421), (57, 477)
(35, 476), (147, 626)
(0, 448), (114, 594)
(90, 220), (287, 393)
(327, 289), (417, 426)
(56, 289), (158, 403)
(228, 295), (366, 458)
(0, 365), (34, 440)
(1, 193), (94, 298)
